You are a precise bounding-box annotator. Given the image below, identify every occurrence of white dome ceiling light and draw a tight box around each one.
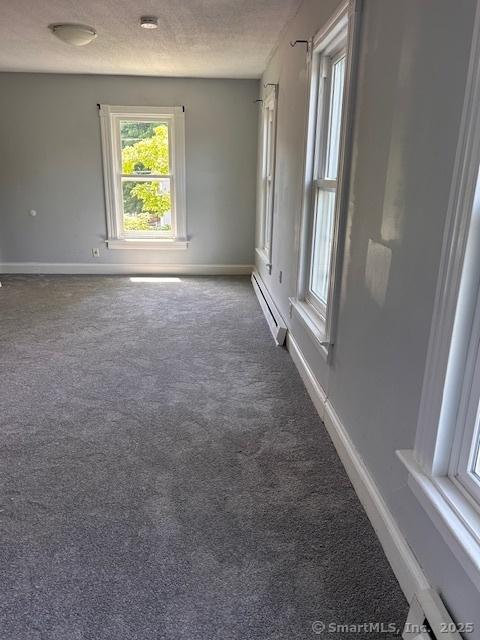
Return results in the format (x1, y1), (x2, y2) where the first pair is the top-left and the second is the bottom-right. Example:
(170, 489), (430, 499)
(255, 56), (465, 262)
(49, 23), (97, 47)
(140, 16), (159, 29)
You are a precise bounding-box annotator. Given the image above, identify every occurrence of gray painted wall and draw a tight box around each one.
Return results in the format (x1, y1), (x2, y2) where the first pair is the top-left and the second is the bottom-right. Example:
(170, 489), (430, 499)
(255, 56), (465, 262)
(256, 0), (479, 634)
(0, 73), (259, 266)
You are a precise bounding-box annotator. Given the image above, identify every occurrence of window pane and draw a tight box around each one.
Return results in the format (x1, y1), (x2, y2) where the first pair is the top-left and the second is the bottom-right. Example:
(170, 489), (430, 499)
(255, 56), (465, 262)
(325, 55), (346, 180)
(472, 423), (480, 478)
(120, 121), (170, 176)
(122, 179), (172, 233)
(311, 189), (336, 305)
(262, 102), (276, 252)
(266, 110), (274, 177)
(474, 445), (480, 477)
(265, 179), (273, 250)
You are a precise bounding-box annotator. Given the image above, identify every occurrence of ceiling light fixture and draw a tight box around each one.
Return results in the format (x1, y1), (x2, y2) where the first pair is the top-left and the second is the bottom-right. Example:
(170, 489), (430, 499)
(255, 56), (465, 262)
(49, 23), (97, 47)
(140, 16), (158, 29)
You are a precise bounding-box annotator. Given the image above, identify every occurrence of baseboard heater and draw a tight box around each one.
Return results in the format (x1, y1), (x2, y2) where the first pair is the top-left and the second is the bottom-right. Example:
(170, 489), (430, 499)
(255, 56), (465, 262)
(251, 271), (287, 346)
(403, 589), (463, 640)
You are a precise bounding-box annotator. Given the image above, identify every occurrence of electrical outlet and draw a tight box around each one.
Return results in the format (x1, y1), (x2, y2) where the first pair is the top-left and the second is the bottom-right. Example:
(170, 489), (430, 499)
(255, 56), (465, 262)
(92, 248), (100, 257)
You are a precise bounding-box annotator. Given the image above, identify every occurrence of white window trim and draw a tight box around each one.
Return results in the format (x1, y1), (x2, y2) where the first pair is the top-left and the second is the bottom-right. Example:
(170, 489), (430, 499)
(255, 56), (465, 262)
(291, 0), (361, 361)
(397, 3), (480, 593)
(99, 105), (188, 250)
(256, 84), (278, 274)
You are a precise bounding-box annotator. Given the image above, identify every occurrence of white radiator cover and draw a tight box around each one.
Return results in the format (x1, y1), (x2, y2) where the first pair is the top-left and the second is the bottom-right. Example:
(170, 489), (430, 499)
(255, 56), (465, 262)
(403, 589), (464, 640)
(251, 271), (287, 346)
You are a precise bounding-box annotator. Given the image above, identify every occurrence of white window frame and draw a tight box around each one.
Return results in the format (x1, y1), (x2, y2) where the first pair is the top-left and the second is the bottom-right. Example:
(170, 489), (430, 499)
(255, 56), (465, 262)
(99, 105), (188, 250)
(256, 85), (278, 273)
(449, 299), (480, 506)
(290, 0), (361, 360)
(398, 3), (480, 593)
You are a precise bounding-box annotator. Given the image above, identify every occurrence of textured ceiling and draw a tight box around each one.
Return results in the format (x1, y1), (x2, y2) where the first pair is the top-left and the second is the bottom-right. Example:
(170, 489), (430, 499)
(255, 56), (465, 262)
(0, 0), (302, 78)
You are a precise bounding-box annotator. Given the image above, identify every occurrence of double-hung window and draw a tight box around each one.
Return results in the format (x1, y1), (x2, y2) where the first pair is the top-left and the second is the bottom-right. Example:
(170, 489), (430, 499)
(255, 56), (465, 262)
(399, 158), (480, 590)
(99, 105), (187, 249)
(257, 85), (277, 271)
(308, 49), (346, 316)
(398, 9), (480, 591)
(292, 1), (360, 357)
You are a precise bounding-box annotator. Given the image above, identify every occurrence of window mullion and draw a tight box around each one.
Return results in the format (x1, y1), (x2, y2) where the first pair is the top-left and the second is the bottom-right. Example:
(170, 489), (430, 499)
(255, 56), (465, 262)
(120, 174), (173, 180)
(317, 178), (337, 190)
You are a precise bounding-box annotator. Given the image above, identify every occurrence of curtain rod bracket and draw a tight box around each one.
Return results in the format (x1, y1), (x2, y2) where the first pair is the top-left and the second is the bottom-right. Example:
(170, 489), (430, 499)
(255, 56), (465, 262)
(290, 40), (309, 51)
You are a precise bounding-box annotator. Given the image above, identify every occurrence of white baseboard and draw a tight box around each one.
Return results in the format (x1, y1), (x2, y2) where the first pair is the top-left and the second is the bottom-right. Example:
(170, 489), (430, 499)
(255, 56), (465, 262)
(0, 262), (254, 276)
(287, 332), (430, 602)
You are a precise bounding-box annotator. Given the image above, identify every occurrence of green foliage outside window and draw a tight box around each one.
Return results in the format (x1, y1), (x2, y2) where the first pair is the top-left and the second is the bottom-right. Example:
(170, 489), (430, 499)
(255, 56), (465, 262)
(120, 122), (172, 231)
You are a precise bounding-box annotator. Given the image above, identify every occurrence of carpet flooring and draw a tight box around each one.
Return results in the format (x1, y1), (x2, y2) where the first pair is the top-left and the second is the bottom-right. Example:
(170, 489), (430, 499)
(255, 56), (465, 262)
(0, 275), (408, 639)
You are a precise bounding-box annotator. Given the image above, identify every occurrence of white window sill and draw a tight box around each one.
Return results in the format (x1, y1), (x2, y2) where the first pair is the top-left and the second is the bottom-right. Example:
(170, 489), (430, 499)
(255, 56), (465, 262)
(106, 238), (189, 250)
(397, 449), (480, 592)
(289, 297), (330, 361)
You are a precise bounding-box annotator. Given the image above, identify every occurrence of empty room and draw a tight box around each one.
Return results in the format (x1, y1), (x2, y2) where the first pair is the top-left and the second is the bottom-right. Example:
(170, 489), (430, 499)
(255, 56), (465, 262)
(1, 0), (480, 638)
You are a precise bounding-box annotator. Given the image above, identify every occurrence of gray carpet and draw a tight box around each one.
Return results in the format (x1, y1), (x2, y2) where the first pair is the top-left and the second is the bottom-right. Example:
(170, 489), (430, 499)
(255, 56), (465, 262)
(0, 275), (408, 639)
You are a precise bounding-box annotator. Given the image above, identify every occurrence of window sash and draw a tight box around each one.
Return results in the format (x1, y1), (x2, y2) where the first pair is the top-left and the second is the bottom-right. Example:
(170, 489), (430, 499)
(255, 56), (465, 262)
(119, 176), (175, 238)
(449, 279), (480, 508)
(324, 54), (346, 180)
(308, 184), (337, 315)
(118, 118), (172, 178)
(264, 176), (274, 253)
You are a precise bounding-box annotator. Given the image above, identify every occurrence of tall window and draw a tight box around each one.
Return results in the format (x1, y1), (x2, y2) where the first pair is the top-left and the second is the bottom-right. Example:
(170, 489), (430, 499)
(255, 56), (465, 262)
(439, 189), (480, 512)
(309, 51), (346, 314)
(257, 86), (277, 271)
(100, 105), (187, 249)
(292, 1), (359, 357)
(399, 148), (480, 591)
(398, 6), (480, 592)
